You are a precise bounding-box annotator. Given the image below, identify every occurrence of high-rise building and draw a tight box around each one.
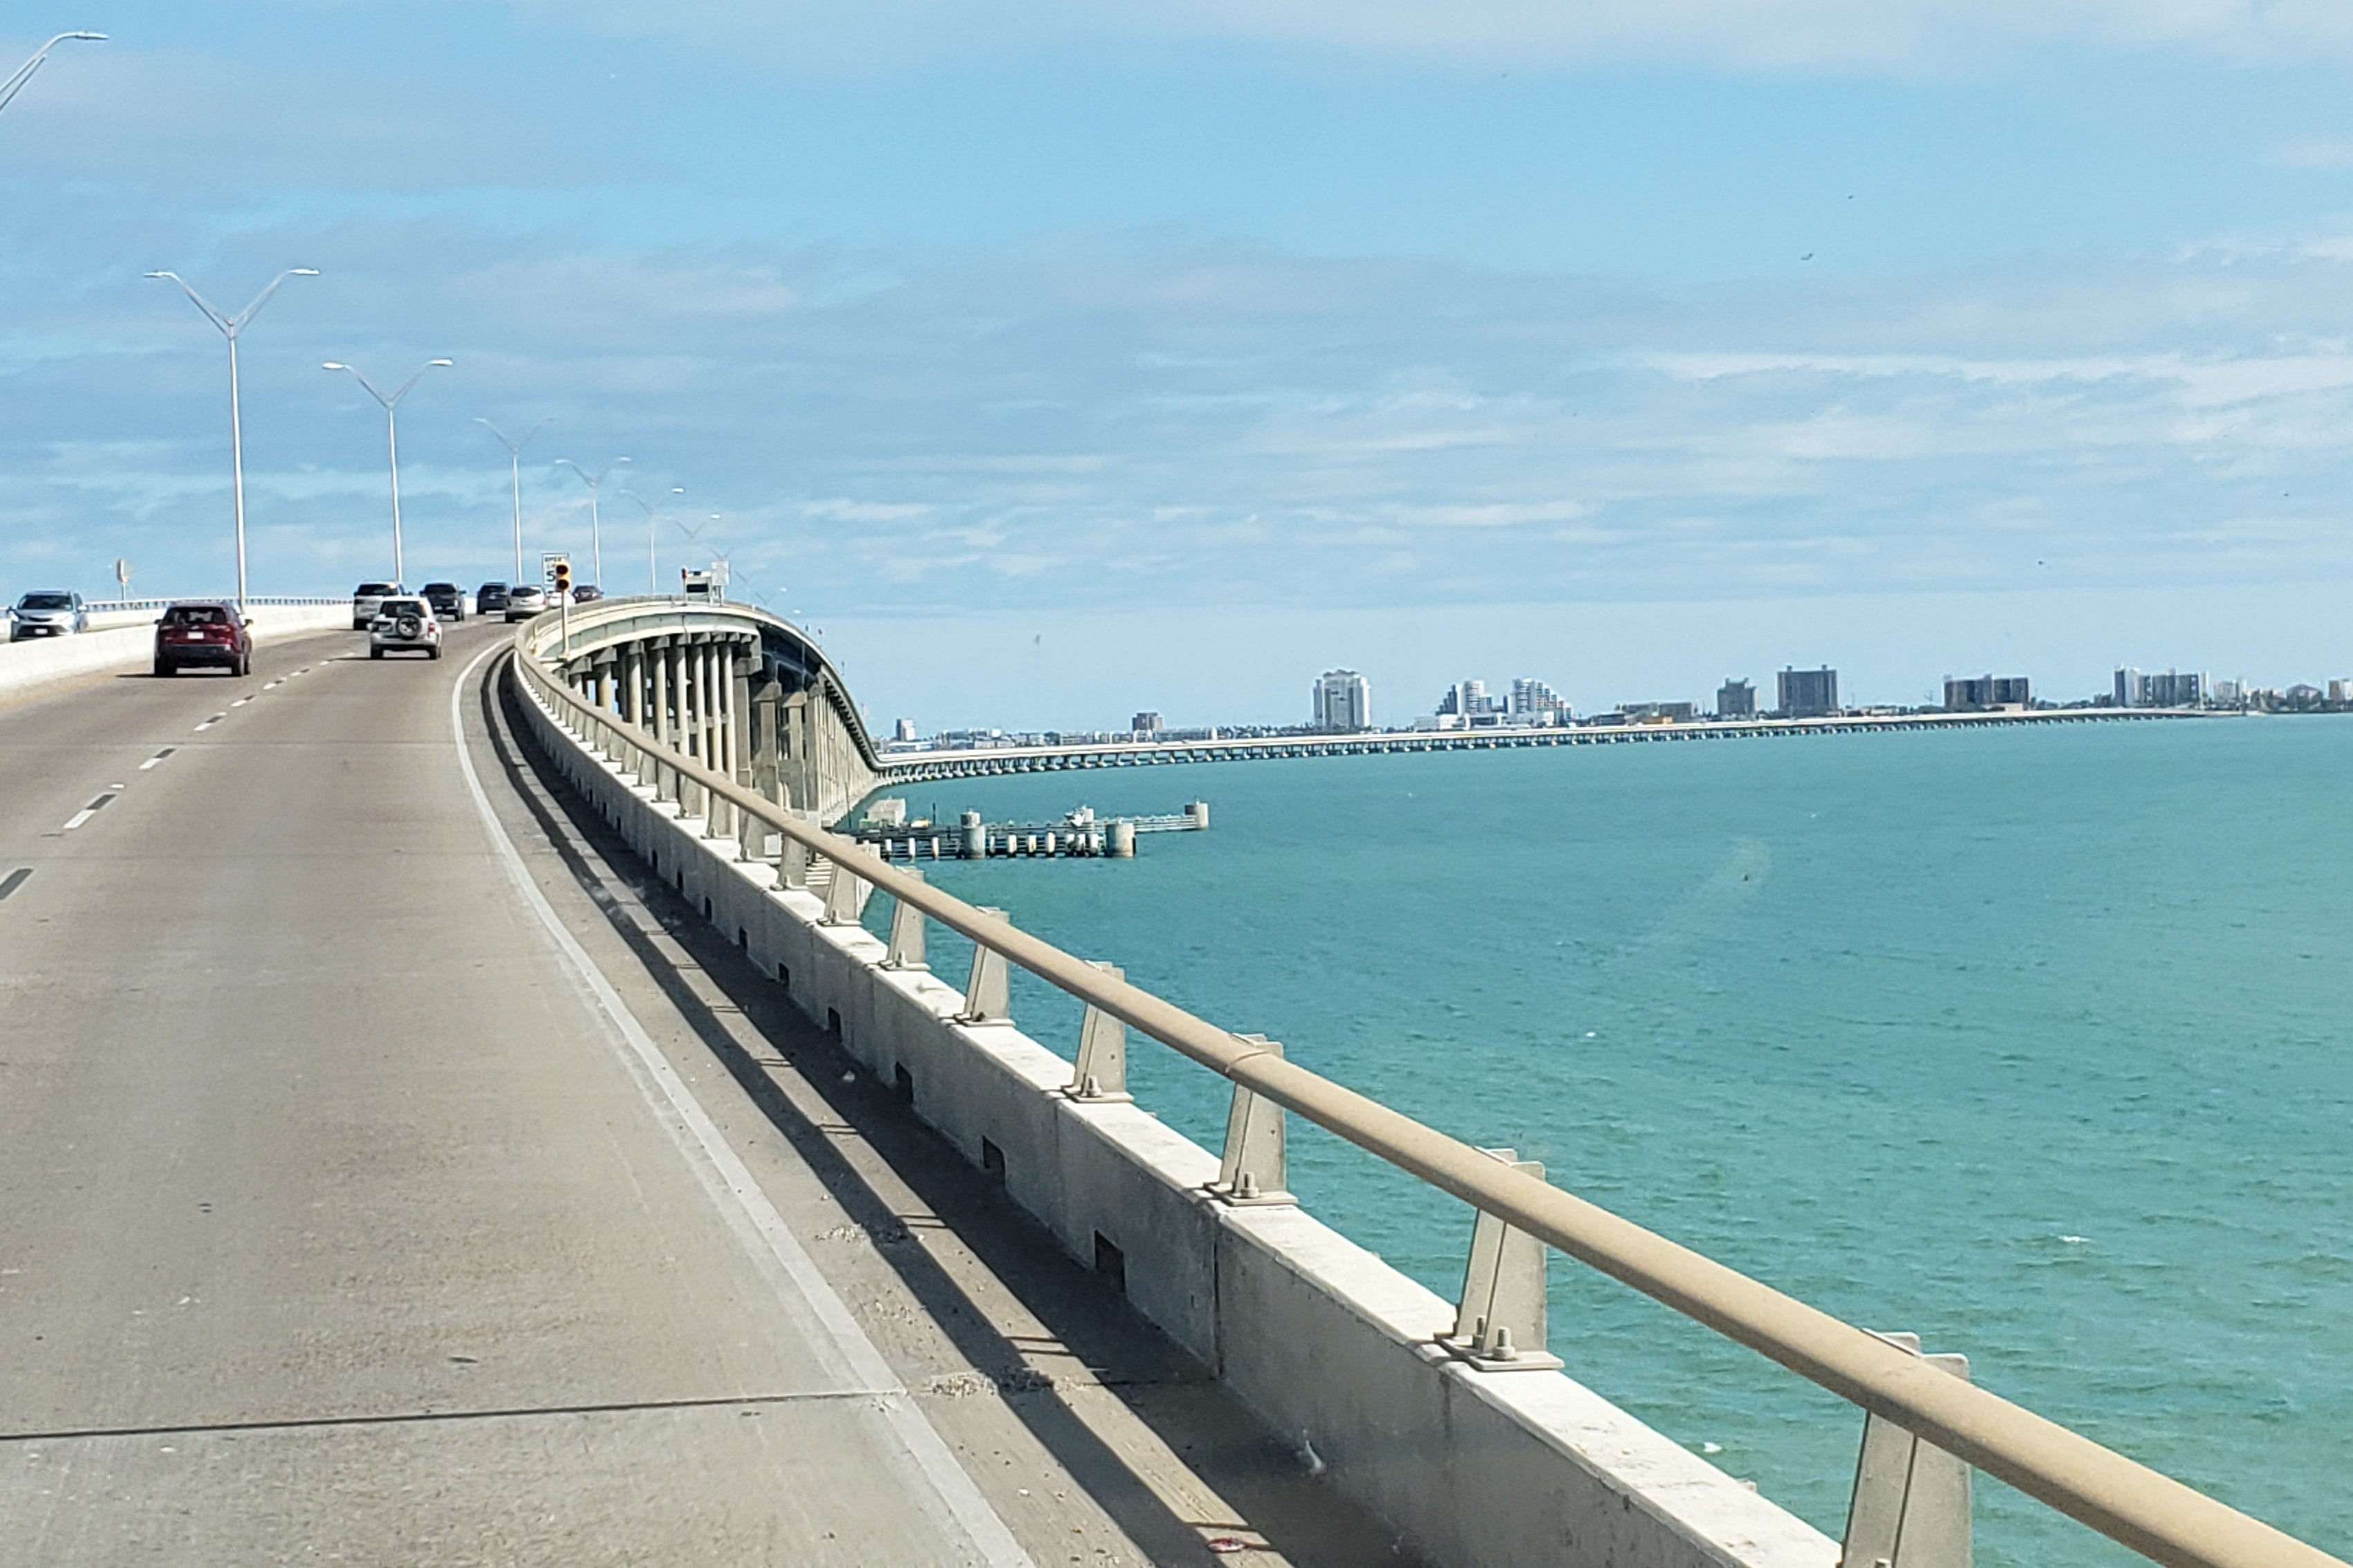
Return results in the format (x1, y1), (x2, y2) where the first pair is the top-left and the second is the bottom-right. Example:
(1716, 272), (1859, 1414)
(1944, 675), (2031, 712)
(1312, 669), (1374, 732)
(1131, 711), (1164, 734)
(1509, 677), (1566, 722)
(1716, 679), (1756, 719)
(1777, 666), (1839, 717)
(1437, 678), (1497, 717)
(893, 717), (918, 743)
(2114, 668), (2206, 708)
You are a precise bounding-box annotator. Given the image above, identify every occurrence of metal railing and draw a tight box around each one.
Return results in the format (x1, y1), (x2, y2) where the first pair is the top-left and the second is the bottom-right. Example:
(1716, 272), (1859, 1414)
(82, 596), (348, 611)
(509, 626), (2343, 1568)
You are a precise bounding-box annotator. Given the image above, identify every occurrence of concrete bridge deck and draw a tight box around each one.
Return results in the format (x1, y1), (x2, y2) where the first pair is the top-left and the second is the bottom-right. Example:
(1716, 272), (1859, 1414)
(0, 621), (1397, 1565)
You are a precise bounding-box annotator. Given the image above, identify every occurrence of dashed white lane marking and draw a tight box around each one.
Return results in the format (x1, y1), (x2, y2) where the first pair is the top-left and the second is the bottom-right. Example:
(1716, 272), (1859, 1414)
(230, 697), (250, 707)
(138, 747), (176, 771)
(194, 713), (224, 731)
(61, 793), (115, 832)
(446, 644), (1037, 1568)
(0, 867), (30, 901)
(263, 680), (282, 690)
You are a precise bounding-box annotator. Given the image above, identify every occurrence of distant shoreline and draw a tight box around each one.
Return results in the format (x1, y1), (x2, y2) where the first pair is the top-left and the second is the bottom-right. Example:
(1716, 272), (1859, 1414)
(880, 704), (2224, 783)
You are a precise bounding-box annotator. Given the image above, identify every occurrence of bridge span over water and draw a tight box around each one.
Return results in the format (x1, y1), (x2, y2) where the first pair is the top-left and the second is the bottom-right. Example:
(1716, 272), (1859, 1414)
(0, 597), (2330, 1568)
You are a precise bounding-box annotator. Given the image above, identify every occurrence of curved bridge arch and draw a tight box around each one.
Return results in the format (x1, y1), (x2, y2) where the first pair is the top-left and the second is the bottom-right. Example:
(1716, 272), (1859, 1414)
(521, 597), (883, 824)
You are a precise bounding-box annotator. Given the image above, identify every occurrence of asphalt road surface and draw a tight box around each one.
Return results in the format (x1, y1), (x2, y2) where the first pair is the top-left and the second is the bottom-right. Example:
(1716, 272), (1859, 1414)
(0, 624), (1406, 1567)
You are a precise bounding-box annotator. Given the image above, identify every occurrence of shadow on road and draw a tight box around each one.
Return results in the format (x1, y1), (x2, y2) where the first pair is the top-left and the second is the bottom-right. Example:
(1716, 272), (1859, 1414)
(474, 655), (1416, 1568)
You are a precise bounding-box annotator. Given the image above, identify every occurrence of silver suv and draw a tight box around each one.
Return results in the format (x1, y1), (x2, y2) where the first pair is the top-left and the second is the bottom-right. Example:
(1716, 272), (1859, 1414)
(368, 597), (443, 660)
(9, 590), (86, 640)
(351, 581), (400, 630)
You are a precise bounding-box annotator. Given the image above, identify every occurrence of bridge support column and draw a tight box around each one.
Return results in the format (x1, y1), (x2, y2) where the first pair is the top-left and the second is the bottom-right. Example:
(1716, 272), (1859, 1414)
(702, 640), (731, 843)
(681, 640), (706, 820)
(649, 640), (674, 803)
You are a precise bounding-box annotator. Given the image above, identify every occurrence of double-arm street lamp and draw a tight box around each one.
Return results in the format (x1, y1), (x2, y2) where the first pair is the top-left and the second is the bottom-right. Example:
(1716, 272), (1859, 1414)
(477, 416), (552, 585)
(323, 357), (453, 587)
(0, 32), (105, 117)
(555, 456), (627, 590)
(620, 485), (686, 596)
(146, 268), (318, 610)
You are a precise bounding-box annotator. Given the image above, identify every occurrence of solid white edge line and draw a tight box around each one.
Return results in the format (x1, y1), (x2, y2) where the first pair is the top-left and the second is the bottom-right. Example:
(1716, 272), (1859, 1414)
(446, 644), (1038, 1568)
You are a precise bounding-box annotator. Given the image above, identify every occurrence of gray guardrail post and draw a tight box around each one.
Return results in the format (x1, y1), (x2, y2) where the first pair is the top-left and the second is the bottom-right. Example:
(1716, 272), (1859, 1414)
(1844, 1333), (1972, 1568)
(1443, 1148), (1563, 1372)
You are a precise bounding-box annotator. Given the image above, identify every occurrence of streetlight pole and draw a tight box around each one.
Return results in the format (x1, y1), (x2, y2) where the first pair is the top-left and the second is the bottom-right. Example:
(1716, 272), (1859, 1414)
(555, 456), (628, 590)
(620, 485), (685, 597)
(476, 416), (552, 585)
(0, 32), (105, 117)
(323, 357), (454, 588)
(146, 268), (319, 611)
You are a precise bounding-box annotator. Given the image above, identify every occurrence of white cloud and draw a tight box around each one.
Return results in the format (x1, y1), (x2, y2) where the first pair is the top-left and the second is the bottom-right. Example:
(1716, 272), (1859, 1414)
(524, 0), (2353, 72)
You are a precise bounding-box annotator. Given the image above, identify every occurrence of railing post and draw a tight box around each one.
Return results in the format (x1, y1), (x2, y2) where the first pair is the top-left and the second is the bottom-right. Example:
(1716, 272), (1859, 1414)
(1442, 1149), (1562, 1371)
(1066, 961), (1131, 1101)
(883, 870), (927, 969)
(779, 834), (808, 890)
(1843, 1334), (1973, 1568)
(820, 857), (864, 926)
(1209, 1034), (1293, 1205)
(958, 908), (1012, 1024)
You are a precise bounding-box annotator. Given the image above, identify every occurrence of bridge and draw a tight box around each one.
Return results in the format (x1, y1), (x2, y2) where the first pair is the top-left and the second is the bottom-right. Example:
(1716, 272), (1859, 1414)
(877, 704), (2206, 787)
(0, 598), (2335, 1568)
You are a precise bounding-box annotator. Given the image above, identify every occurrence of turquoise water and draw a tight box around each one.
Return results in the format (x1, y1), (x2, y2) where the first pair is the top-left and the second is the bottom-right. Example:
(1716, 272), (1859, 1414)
(887, 716), (2353, 1565)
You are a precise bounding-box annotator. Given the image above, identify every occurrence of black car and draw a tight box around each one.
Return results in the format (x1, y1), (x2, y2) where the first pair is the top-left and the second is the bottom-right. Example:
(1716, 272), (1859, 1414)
(570, 584), (604, 604)
(420, 582), (465, 622)
(475, 581), (510, 614)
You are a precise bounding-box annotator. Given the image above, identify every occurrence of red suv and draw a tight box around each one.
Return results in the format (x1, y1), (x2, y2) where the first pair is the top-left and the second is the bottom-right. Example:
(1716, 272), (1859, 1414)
(154, 601), (253, 678)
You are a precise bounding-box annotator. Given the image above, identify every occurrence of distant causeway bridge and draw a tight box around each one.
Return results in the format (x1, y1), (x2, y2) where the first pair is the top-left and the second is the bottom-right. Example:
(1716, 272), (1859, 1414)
(879, 702), (2209, 786)
(535, 596), (2212, 817)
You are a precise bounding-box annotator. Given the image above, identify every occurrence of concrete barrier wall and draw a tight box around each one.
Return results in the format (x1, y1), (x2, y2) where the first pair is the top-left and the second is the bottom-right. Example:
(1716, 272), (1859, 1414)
(0, 606), (355, 705)
(521, 683), (1841, 1568)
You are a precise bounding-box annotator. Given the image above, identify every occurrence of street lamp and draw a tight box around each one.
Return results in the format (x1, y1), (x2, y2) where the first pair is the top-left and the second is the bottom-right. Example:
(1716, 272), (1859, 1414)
(146, 267), (319, 610)
(0, 32), (105, 117)
(554, 456), (628, 590)
(620, 485), (685, 597)
(323, 357), (454, 588)
(476, 416), (552, 585)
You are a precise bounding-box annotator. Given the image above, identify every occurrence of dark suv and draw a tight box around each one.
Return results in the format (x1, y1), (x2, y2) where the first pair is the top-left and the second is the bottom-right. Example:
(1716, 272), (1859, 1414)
(154, 601), (252, 678)
(475, 581), (510, 615)
(420, 582), (465, 622)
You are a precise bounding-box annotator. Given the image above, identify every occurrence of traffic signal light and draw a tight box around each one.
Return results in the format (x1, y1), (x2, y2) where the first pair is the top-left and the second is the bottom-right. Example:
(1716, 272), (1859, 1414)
(552, 560), (572, 599)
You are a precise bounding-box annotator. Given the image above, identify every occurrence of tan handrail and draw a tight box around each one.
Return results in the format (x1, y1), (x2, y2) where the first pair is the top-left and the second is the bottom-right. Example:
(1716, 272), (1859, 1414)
(510, 635), (2344, 1568)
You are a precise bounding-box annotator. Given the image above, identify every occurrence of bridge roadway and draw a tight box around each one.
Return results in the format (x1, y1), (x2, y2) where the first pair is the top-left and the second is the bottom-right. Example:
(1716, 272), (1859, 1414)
(0, 624), (1399, 1565)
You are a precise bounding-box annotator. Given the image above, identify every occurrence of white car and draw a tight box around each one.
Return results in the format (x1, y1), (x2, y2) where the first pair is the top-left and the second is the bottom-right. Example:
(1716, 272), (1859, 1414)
(369, 597), (443, 660)
(503, 584), (548, 622)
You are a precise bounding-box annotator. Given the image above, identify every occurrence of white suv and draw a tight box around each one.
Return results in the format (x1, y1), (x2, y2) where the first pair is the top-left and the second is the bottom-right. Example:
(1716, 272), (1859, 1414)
(352, 581), (400, 629)
(369, 597), (443, 660)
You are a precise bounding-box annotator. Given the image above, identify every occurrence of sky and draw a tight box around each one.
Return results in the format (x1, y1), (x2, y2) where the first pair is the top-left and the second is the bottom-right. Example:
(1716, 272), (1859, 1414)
(6, 3), (2353, 727)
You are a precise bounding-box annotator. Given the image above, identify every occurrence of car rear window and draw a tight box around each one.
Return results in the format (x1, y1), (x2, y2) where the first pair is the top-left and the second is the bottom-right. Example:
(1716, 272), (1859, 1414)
(380, 599), (426, 614)
(19, 592), (73, 610)
(355, 583), (396, 596)
(423, 584), (458, 594)
(163, 606), (227, 625)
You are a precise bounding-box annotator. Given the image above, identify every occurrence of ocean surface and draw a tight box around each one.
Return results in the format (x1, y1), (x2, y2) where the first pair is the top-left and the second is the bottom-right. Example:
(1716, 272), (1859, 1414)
(884, 713), (2353, 1565)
